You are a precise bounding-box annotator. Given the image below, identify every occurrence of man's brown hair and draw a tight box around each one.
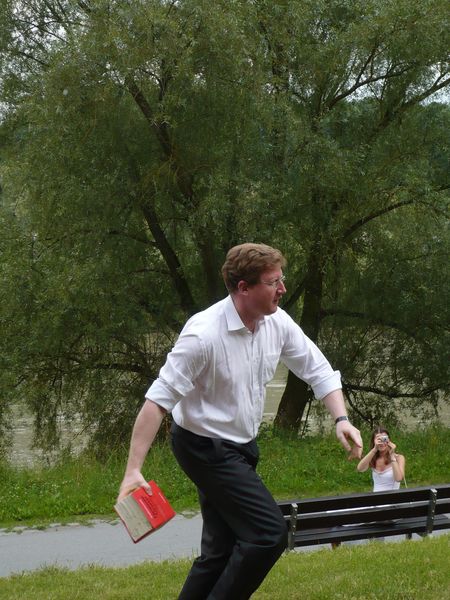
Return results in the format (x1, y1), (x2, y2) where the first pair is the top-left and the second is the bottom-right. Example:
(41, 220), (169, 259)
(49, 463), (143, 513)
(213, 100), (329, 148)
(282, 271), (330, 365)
(221, 243), (286, 292)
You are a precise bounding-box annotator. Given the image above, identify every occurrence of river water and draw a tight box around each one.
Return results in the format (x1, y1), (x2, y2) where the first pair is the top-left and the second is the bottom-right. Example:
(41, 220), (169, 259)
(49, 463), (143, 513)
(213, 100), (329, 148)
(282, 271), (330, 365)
(8, 363), (449, 466)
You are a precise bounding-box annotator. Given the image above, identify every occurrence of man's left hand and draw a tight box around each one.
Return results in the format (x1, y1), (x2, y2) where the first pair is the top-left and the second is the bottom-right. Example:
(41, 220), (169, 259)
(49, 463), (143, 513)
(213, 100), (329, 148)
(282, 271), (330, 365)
(336, 421), (363, 460)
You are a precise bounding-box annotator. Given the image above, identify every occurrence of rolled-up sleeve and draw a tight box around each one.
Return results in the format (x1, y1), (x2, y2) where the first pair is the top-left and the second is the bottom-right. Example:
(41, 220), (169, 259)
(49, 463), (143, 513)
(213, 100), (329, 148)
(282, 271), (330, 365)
(145, 333), (206, 412)
(280, 314), (341, 400)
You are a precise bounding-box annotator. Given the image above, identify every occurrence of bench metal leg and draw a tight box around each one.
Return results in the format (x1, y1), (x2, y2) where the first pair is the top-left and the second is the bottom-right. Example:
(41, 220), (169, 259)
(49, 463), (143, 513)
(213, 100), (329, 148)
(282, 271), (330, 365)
(331, 542), (341, 549)
(287, 503), (298, 552)
(425, 488), (437, 537)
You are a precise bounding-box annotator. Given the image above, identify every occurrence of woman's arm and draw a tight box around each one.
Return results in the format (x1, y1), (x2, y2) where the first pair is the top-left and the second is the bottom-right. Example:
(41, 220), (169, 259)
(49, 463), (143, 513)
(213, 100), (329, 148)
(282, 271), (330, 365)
(356, 447), (377, 472)
(390, 453), (405, 481)
(387, 440), (405, 481)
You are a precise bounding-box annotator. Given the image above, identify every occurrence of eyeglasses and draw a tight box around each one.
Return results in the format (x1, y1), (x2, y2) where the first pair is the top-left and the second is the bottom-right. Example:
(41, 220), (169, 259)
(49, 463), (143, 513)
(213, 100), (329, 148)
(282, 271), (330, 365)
(259, 275), (286, 288)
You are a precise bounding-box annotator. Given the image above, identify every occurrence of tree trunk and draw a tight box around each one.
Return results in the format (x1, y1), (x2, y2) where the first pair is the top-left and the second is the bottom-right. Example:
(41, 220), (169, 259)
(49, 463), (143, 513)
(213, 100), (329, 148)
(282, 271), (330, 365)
(274, 246), (324, 431)
(197, 233), (223, 304)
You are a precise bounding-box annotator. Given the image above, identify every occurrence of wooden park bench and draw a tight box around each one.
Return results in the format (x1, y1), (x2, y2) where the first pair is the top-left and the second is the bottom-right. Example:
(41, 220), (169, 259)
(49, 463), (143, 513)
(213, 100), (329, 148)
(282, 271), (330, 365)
(278, 484), (450, 550)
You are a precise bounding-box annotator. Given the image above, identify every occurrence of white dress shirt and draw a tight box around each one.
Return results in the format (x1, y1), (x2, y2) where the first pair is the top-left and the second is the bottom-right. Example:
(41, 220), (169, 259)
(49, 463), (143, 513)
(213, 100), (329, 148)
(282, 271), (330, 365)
(146, 295), (341, 443)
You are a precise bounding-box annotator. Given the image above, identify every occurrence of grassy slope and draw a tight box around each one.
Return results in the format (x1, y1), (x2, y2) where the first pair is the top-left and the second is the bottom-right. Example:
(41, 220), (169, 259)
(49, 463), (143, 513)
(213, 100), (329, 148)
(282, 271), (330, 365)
(0, 426), (449, 527)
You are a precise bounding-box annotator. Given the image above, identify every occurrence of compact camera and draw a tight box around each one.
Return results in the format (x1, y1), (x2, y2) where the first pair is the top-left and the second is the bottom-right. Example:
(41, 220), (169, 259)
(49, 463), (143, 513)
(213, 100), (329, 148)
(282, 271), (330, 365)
(380, 435), (389, 443)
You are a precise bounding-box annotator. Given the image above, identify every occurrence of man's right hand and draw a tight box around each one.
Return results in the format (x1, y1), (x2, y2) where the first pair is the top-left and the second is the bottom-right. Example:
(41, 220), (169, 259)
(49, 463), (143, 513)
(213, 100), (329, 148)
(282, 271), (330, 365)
(117, 470), (152, 503)
(116, 400), (166, 503)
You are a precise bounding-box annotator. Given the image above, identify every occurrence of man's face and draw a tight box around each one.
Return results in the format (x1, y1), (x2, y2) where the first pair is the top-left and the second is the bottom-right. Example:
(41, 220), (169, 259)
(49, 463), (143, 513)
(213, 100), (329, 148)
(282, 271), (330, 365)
(246, 266), (286, 317)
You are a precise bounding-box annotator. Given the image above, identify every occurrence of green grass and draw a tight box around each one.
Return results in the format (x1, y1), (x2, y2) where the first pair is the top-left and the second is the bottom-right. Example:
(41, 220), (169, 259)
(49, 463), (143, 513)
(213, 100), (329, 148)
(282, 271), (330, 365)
(1, 425), (449, 528)
(0, 535), (449, 599)
(0, 442), (198, 528)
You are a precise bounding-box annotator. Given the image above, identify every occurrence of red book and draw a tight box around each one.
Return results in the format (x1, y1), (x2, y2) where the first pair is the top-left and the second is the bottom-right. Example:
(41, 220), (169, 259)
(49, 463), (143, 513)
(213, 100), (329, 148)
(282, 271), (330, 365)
(114, 480), (176, 543)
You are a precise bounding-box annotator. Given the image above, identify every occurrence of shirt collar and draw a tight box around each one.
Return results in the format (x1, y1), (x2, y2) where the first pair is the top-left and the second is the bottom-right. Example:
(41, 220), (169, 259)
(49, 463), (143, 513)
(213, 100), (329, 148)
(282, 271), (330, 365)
(224, 296), (246, 331)
(224, 295), (266, 332)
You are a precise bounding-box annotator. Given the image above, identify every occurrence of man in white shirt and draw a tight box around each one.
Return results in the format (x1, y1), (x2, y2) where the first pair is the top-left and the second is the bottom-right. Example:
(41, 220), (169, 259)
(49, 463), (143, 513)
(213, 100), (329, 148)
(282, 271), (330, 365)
(118, 242), (362, 599)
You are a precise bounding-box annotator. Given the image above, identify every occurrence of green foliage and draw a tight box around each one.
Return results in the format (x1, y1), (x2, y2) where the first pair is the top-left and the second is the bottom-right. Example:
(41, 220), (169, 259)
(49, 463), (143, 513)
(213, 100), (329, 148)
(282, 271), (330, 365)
(0, 0), (448, 452)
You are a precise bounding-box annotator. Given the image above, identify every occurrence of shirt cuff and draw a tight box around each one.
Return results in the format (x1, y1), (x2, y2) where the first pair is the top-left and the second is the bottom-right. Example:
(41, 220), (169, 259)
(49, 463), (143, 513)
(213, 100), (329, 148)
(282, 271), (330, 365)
(311, 370), (342, 400)
(145, 379), (181, 412)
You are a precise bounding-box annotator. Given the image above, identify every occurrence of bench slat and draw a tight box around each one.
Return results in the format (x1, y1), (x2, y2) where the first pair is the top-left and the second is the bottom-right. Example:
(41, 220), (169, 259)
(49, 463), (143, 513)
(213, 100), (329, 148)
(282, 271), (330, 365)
(283, 499), (450, 529)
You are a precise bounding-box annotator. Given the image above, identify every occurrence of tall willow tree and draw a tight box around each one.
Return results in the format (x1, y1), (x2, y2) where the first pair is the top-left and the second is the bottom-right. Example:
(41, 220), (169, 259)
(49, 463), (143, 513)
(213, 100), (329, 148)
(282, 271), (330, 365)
(0, 0), (448, 454)
(255, 1), (450, 429)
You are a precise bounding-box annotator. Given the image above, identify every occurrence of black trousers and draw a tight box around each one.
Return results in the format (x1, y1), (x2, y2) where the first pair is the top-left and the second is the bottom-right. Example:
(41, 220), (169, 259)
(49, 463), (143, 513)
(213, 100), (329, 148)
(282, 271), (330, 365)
(171, 423), (287, 600)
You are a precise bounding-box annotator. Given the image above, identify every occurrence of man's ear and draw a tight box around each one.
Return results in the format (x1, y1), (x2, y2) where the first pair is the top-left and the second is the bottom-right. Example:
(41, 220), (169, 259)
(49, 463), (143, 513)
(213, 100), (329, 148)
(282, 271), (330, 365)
(237, 279), (249, 294)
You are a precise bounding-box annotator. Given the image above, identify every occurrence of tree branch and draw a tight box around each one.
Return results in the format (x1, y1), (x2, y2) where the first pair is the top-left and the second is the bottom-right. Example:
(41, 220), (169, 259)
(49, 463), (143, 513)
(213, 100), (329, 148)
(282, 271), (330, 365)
(125, 74), (194, 203)
(321, 307), (420, 341)
(140, 201), (197, 315)
(344, 382), (441, 399)
(328, 62), (414, 109)
(342, 384), (370, 422)
(125, 75), (222, 304)
(342, 198), (415, 240)
(403, 74), (450, 109)
(125, 74), (172, 157)
(282, 274), (307, 312)
(12, 49), (49, 68)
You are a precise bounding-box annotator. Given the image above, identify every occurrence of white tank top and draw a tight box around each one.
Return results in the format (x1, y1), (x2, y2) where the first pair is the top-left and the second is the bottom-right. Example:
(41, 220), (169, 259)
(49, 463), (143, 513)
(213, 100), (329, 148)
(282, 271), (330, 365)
(372, 466), (400, 492)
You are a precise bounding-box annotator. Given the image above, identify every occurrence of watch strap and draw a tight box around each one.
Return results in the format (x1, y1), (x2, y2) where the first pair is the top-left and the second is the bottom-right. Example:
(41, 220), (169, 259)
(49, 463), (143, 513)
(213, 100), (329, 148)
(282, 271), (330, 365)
(335, 416), (349, 424)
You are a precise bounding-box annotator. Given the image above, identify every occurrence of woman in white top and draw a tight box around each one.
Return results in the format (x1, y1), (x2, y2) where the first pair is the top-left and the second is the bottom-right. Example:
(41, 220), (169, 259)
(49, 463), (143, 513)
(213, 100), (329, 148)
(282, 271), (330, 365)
(357, 426), (405, 491)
